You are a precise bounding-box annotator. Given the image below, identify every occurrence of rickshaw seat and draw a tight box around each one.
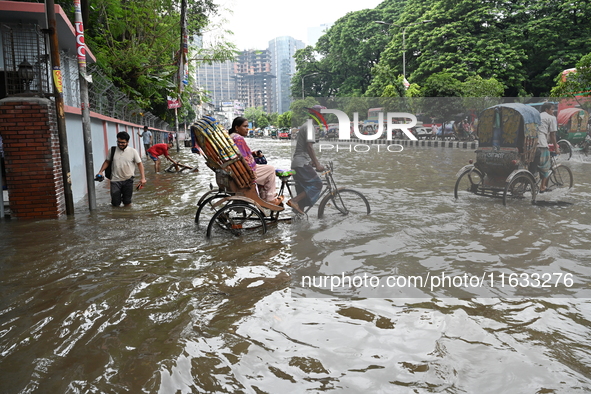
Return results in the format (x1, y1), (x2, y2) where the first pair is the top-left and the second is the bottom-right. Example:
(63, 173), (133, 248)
(191, 117), (283, 212)
(275, 169), (295, 179)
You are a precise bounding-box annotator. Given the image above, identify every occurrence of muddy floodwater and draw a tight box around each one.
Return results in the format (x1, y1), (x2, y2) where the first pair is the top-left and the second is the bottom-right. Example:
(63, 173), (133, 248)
(1, 139), (591, 393)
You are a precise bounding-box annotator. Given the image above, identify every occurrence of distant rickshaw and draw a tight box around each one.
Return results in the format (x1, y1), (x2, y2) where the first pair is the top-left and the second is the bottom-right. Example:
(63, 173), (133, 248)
(454, 103), (573, 205)
(555, 107), (590, 159)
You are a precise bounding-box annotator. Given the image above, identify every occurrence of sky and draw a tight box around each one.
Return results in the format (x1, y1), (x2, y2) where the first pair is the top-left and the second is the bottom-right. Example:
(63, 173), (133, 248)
(206, 0), (385, 50)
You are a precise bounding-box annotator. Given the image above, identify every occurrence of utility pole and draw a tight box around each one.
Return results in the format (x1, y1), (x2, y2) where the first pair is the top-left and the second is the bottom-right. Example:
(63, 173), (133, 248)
(176, 0), (188, 152)
(74, 0), (96, 210)
(374, 20), (432, 81)
(46, 0), (75, 216)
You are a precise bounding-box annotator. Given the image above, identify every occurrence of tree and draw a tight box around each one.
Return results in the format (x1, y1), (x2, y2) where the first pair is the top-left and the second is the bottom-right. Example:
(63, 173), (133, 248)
(375, 0), (528, 95)
(460, 76), (505, 115)
(57, 0), (235, 123)
(551, 53), (591, 98)
(336, 0), (591, 98)
(313, 7), (401, 96)
(267, 112), (279, 127)
(516, 0), (591, 96)
(277, 112), (292, 128)
(420, 72), (463, 122)
(292, 0), (406, 98)
(244, 107), (268, 128)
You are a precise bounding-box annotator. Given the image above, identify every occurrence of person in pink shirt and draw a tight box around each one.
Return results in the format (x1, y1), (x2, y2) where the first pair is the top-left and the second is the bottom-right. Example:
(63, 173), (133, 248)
(228, 117), (282, 206)
(146, 142), (178, 173)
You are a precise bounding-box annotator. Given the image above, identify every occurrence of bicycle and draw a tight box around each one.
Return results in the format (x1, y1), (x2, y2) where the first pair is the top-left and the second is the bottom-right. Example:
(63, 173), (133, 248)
(541, 154), (574, 191)
(195, 161), (371, 237)
(276, 161), (371, 218)
(503, 154), (573, 205)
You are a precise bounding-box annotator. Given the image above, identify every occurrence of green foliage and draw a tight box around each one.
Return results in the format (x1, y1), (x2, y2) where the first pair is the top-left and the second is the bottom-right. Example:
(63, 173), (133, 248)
(551, 53), (591, 98)
(417, 72), (463, 121)
(415, 1), (526, 93)
(420, 72), (462, 97)
(366, 63), (400, 97)
(277, 111), (292, 128)
(338, 97), (371, 119)
(295, 0), (591, 99)
(291, 47), (326, 97)
(57, 0), (234, 123)
(519, 0), (591, 95)
(292, 0), (406, 98)
(461, 76), (505, 98)
(244, 107), (269, 128)
(267, 112), (279, 126)
(460, 76), (505, 114)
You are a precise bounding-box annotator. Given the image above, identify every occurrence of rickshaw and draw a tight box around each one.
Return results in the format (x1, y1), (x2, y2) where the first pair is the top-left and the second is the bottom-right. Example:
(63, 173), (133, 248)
(453, 118), (476, 141)
(454, 103), (573, 205)
(555, 107), (590, 159)
(190, 116), (285, 237)
(191, 117), (371, 237)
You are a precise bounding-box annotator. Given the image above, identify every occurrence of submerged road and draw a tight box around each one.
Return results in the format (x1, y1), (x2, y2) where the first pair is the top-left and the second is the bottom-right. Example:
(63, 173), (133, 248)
(0, 140), (590, 392)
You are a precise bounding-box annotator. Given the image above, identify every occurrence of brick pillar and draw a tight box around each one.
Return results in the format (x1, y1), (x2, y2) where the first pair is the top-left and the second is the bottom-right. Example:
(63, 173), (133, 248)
(0, 97), (66, 219)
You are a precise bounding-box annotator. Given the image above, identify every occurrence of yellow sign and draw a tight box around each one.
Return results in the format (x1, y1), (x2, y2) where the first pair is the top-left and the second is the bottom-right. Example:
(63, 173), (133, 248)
(53, 68), (63, 94)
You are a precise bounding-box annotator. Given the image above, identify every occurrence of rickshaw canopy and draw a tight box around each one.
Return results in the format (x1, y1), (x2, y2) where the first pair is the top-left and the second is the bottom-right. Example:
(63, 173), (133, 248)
(557, 107), (589, 130)
(478, 103), (541, 148)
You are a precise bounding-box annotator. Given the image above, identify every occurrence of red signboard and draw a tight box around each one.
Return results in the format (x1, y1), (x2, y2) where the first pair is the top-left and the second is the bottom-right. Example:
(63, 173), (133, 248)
(167, 96), (181, 109)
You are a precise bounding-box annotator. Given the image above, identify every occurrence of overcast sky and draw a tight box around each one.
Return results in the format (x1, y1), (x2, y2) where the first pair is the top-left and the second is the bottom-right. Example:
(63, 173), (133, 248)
(206, 0), (385, 50)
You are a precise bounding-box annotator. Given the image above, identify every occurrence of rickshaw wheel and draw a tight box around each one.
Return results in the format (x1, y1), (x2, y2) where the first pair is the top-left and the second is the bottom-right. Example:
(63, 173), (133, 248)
(195, 193), (231, 224)
(547, 164), (573, 190)
(503, 174), (536, 206)
(206, 201), (267, 238)
(454, 169), (483, 199)
(557, 140), (572, 160)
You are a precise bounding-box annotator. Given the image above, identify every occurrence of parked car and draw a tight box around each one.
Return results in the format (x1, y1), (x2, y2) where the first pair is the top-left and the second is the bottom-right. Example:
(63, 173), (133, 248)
(412, 126), (432, 139)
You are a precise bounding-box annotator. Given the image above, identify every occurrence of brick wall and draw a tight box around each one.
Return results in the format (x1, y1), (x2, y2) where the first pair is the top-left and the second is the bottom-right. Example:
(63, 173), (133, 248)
(0, 97), (66, 219)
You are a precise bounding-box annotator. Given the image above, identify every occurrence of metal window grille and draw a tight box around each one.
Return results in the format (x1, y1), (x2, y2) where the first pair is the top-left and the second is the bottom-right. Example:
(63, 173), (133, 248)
(1, 22), (170, 130)
(87, 63), (170, 130)
(1, 23), (50, 97)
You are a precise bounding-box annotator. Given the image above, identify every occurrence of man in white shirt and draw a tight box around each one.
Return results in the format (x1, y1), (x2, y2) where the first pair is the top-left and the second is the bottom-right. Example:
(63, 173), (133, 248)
(537, 103), (558, 193)
(97, 132), (147, 206)
(138, 125), (153, 154)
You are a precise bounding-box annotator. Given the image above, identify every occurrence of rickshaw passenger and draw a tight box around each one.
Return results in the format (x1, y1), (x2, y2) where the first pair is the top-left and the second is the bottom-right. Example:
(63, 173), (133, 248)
(536, 103), (559, 193)
(228, 117), (283, 206)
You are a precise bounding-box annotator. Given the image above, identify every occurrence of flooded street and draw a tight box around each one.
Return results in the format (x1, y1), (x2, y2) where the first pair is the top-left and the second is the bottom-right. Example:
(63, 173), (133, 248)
(1, 139), (591, 393)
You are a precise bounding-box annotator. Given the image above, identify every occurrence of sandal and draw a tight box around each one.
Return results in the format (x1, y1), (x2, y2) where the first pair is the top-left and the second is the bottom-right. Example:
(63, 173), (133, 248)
(287, 200), (304, 215)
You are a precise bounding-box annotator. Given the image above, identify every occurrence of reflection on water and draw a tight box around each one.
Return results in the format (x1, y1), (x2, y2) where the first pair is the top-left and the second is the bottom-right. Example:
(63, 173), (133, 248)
(0, 140), (590, 392)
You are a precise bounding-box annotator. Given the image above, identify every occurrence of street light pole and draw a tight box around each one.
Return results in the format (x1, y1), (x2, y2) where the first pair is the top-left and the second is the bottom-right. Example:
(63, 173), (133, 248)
(374, 20), (432, 80)
(301, 72), (319, 99)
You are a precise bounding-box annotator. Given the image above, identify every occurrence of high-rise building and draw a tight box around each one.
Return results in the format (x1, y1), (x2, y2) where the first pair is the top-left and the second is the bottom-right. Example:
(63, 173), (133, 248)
(307, 23), (332, 47)
(268, 37), (305, 114)
(234, 50), (275, 113)
(195, 60), (236, 111)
